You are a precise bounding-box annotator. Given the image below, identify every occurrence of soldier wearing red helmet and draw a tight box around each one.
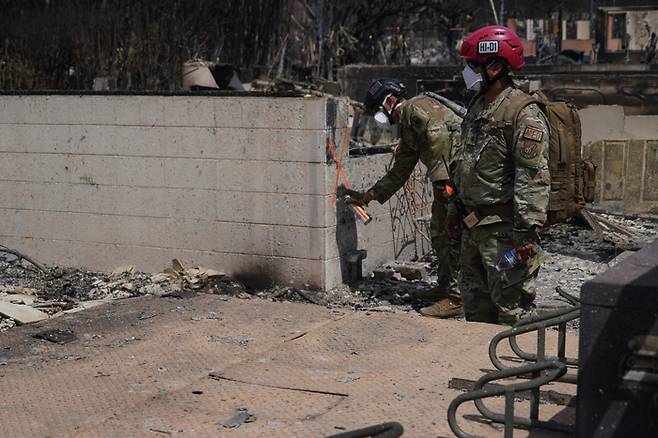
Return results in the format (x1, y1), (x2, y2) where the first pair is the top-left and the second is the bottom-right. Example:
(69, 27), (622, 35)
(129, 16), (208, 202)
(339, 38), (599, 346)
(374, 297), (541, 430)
(445, 25), (551, 324)
(460, 24), (525, 92)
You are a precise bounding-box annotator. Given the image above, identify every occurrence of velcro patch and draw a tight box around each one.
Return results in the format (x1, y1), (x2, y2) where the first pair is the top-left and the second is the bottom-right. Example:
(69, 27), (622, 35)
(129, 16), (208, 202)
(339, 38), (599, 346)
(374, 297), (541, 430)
(523, 126), (544, 142)
(477, 41), (499, 54)
(520, 141), (540, 160)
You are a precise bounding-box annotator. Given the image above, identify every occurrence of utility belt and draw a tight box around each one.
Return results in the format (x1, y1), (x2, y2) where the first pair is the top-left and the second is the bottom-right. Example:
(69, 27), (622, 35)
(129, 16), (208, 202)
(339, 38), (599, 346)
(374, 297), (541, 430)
(462, 202), (513, 229)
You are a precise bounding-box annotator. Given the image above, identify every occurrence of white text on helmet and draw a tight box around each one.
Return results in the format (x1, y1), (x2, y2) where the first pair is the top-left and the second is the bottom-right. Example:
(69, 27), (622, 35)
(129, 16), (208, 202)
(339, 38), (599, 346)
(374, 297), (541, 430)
(477, 41), (499, 54)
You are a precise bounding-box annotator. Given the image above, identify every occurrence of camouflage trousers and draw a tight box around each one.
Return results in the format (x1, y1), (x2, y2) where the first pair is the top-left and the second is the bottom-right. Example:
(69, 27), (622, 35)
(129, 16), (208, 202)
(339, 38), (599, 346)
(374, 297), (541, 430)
(459, 221), (540, 325)
(430, 197), (461, 300)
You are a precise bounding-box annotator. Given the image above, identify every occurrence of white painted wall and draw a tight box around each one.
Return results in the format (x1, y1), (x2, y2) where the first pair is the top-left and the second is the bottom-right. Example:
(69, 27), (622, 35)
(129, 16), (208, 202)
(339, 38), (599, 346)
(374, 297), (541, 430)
(0, 94), (400, 290)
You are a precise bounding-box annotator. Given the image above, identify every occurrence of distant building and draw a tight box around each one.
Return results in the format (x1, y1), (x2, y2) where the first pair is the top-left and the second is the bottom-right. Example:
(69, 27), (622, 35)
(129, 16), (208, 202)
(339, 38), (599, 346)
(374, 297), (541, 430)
(506, 16), (595, 62)
(596, 6), (658, 63)
(502, 5), (657, 64)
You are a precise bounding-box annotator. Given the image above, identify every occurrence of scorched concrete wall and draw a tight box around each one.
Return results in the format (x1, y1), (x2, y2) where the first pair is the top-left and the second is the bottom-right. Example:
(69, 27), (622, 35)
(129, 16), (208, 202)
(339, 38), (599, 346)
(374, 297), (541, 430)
(0, 93), (398, 290)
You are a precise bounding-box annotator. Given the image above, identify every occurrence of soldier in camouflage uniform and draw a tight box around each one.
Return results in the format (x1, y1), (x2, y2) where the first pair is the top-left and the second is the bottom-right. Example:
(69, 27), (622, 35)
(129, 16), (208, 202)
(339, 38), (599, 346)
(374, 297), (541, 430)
(447, 25), (550, 324)
(345, 78), (463, 317)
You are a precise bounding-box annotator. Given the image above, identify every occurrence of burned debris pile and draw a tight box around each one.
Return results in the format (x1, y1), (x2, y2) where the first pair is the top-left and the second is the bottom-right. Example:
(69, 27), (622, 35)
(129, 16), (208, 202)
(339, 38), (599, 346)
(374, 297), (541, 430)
(1, 212), (656, 333)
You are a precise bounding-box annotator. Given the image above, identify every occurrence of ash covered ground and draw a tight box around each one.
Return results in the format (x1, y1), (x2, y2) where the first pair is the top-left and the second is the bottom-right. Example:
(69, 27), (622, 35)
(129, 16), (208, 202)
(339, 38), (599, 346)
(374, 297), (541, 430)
(1, 213), (656, 332)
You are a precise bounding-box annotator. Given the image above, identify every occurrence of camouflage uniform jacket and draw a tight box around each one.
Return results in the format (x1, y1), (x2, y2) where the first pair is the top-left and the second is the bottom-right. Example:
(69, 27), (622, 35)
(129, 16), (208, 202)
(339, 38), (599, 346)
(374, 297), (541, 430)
(452, 86), (550, 232)
(370, 95), (462, 204)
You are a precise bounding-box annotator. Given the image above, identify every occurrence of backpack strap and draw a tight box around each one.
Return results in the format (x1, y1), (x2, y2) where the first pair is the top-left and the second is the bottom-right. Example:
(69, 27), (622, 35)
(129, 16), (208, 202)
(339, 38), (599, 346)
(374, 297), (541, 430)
(500, 94), (541, 149)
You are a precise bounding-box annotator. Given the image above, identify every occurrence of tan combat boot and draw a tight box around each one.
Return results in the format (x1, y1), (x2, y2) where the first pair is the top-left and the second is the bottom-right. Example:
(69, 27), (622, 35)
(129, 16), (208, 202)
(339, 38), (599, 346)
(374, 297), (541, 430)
(419, 298), (463, 318)
(413, 285), (449, 302)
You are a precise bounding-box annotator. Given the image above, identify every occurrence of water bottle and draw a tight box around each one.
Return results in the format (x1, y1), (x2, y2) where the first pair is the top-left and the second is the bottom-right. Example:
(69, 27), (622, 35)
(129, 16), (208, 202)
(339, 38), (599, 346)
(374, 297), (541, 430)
(495, 248), (520, 271)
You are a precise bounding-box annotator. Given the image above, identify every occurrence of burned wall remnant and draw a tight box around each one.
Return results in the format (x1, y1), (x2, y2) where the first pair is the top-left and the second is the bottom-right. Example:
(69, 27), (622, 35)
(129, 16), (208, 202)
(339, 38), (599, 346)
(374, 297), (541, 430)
(580, 105), (658, 213)
(0, 92), (406, 290)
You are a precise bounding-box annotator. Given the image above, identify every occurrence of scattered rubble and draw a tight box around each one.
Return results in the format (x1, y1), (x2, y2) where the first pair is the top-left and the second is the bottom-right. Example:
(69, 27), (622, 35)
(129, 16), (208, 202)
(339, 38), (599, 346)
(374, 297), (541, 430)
(0, 212), (655, 334)
(220, 408), (257, 429)
(0, 255), (238, 332)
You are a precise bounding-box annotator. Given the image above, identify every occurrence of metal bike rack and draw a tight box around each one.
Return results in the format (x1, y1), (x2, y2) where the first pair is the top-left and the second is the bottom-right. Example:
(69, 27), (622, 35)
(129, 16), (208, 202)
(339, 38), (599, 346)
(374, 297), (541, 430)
(447, 361), (570, 438)
(489, 306), (580, 384)
(448, 288), (580, 437)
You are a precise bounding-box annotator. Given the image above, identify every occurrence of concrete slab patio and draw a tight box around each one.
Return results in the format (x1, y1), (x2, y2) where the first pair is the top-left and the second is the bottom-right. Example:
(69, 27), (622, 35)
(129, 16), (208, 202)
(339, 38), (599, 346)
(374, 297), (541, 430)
(0, 295), (577, 437)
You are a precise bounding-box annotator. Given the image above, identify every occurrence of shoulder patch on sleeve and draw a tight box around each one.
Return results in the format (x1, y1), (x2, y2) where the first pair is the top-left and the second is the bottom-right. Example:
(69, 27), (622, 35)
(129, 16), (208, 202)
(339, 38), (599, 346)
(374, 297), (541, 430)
(520, 141), (540, 160)
(523, 126), (544, 142)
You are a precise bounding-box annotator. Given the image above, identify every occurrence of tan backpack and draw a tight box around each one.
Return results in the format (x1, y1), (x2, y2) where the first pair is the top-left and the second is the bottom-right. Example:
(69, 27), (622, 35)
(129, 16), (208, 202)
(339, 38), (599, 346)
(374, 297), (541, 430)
(502, 91), (596, 224)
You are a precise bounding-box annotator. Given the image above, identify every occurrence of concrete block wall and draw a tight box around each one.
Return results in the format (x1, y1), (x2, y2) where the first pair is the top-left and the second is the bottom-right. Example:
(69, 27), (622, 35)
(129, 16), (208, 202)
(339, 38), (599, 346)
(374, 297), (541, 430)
(580, 105), (658, 213)
(0, 93), (401, 290)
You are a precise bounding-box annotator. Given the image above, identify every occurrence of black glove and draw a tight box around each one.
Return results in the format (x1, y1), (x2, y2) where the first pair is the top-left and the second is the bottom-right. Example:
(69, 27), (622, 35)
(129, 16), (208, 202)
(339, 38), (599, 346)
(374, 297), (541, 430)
(343, 189), (376, 206)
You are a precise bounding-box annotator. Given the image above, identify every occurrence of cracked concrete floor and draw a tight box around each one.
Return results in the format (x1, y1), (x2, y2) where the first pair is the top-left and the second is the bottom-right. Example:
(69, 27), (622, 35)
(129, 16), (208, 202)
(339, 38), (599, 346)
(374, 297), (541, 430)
(0, 295), (577, 437)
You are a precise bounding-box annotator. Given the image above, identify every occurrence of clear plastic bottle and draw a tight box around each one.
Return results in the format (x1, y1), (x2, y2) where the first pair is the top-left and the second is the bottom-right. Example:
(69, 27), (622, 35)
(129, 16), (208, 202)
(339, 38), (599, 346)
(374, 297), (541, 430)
(495, 249), (520, 271)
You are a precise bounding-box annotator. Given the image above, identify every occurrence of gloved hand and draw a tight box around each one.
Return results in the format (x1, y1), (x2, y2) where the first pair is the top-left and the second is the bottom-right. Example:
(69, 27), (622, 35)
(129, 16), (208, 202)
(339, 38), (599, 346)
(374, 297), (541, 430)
(446, 213), (462, 240)
(515, 243), (538, 263)
(343, 189), (375, 206)
(513, 228), (539, 263)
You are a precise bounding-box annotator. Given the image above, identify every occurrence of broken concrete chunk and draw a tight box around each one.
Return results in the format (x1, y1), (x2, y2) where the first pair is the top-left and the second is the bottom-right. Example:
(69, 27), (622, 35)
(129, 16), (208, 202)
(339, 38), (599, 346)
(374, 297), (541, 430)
(161, 259), (226, 291)
(63, 299), (112, 314)
(150, 273), (171, 284)
(220, 408), (256, 428)
(201, 267), (225, 278)
(0, 302), (49, 324)
(0, 294), (35, 306)
(140, 284), (167, 296)
(0, 285), (37, 296)
(121, 282), (135, 291)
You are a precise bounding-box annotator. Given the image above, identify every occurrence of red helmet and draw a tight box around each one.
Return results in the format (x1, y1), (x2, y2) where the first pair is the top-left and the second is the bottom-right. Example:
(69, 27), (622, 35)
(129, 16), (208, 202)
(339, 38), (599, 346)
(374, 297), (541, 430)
(460, 25), (524, 70)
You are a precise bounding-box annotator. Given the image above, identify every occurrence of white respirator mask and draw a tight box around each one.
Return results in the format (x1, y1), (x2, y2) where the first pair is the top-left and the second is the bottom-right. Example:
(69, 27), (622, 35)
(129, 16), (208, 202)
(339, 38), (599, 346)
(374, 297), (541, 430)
(373, 97), (401, 125)
(462, 64), (483, 92)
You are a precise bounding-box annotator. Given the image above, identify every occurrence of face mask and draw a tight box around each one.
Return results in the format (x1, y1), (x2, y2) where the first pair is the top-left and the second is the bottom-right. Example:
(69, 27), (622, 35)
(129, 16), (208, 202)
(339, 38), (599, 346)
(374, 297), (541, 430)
(462, 64), (483, 91)
(374, 110), (390, 125)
